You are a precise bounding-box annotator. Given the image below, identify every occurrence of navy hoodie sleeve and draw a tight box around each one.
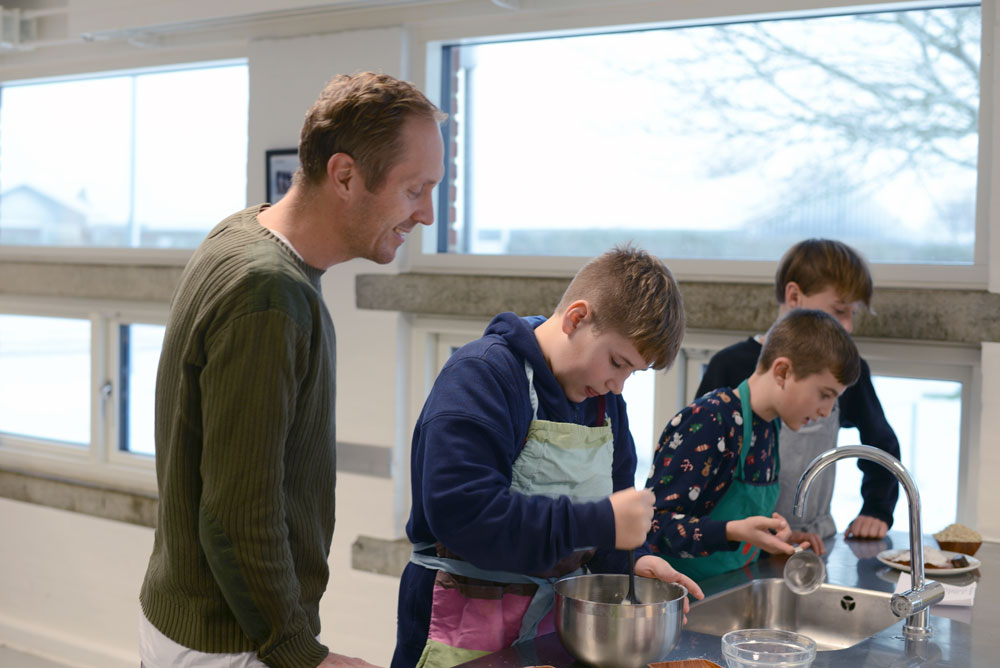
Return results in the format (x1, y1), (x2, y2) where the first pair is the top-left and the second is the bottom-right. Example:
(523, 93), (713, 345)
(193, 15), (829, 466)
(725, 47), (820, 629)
(838, 359), (900, 527)
(414, 354), (617, 575)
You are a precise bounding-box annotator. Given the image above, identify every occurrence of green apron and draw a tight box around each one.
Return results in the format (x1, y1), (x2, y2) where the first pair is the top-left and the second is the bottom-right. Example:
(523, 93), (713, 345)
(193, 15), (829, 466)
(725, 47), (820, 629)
(664, 379), (780, 581)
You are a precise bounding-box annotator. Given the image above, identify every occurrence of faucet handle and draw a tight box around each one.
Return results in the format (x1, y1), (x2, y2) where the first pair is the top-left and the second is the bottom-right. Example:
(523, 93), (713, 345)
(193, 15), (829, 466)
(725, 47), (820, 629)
(890, 581), (945, 617)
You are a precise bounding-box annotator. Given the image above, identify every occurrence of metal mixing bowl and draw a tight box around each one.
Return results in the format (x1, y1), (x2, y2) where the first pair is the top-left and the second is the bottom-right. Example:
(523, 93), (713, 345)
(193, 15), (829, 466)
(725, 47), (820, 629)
(554, 573), (687, 668)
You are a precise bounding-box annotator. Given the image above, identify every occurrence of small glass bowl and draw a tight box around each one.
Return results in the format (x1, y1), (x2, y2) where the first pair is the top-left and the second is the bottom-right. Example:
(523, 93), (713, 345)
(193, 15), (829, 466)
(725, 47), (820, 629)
(721, 629), (817, 668)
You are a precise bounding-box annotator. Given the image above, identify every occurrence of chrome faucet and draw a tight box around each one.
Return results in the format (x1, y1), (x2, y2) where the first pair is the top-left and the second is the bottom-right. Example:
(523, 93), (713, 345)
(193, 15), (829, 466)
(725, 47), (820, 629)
(793, 445), (945, 640)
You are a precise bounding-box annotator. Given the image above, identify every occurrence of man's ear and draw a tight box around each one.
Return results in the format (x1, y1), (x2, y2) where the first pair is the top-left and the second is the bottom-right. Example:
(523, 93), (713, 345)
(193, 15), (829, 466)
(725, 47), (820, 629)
(784, 282), (804, 308)
(326, 152), (358, 198)
(560, 300), (591, 335)
(771, 357), (793, 388)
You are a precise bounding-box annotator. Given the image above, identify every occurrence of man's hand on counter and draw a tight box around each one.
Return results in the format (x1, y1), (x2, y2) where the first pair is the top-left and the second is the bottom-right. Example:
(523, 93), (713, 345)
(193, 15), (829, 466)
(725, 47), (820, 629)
(318, 652), (382, 668)
(845, 514), (889, 540)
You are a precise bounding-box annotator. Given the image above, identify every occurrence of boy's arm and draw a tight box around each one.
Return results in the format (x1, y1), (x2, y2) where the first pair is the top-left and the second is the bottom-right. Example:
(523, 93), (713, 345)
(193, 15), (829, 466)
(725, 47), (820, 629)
(588, 395), (647, 574)
(838, 359), (901, 530)
(418, 358), (617, 575)
(644, 406), (737, 557)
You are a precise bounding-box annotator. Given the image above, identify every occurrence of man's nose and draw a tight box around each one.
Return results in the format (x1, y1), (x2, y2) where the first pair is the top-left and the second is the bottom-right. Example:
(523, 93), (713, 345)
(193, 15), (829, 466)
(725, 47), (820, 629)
(414, 191), (435, 226)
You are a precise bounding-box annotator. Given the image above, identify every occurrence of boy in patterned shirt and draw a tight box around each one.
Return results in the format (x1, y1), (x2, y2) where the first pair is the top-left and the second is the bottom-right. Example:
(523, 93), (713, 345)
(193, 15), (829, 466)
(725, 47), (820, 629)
(644, 309), (860, 582)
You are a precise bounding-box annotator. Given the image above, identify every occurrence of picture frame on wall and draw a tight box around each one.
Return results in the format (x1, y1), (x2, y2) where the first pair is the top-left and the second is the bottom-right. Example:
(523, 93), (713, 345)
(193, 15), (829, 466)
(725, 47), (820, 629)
(266, 148), (299, 203)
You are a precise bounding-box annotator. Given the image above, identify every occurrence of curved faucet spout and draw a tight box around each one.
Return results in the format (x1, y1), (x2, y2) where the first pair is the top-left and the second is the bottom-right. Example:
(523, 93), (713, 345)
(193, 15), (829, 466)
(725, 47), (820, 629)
(793, 445), (944, 640)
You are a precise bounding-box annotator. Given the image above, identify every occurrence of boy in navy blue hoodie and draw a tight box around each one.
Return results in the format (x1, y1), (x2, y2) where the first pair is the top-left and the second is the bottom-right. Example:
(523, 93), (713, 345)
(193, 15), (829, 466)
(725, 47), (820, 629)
(392, 246), (702, 668)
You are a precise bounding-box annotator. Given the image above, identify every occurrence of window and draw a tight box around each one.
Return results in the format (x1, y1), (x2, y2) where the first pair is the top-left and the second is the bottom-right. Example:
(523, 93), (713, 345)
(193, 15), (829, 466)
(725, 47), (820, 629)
(833, 375), (964, 533)
(0, 61), (248, 249)
(120, 324), (166, 456)
(0, 298), (164, 489)
(0, 314), (90, 445)
(433, 5), (981, 266)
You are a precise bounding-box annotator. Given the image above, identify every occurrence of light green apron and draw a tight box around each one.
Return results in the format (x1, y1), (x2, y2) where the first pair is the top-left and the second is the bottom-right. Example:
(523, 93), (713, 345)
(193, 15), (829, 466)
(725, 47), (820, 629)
(411, 360), (615, 668)
(664, 379), (780, 582)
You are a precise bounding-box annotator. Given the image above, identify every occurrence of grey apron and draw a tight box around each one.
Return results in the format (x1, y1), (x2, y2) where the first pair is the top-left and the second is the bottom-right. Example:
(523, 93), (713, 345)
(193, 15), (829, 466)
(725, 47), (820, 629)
(772, 402), (841, 538)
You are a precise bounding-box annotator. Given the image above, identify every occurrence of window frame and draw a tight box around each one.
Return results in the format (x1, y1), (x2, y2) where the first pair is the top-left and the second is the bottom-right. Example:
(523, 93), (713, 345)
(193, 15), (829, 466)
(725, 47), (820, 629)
(404, 0), (994, 290)
(0, 57), (249, 264)
(0, 295), (165, 494)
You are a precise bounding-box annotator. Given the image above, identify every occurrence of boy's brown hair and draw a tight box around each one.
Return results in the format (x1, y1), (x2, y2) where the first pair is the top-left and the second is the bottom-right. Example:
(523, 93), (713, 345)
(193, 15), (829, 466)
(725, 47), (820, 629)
(297, 72), (446, 192)
(556, 244), (685, 370)
(775, 238), (873, 309)
(758, 309), (861, 387)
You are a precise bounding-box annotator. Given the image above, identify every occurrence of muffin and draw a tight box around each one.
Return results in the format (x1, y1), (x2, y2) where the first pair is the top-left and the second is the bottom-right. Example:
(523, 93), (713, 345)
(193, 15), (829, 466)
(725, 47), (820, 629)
(933, 523), (982, 557)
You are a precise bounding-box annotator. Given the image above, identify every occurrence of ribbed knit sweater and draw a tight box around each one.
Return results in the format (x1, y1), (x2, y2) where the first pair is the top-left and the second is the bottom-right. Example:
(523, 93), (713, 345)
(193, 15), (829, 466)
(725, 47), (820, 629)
(140, 205), (336, 668)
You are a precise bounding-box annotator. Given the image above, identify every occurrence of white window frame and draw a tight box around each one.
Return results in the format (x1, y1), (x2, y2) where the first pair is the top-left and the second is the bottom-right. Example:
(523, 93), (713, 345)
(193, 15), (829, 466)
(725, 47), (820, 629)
(403, 0), (995, 291)
(0, 56), (248, 267)
(0, 296), (166, 494)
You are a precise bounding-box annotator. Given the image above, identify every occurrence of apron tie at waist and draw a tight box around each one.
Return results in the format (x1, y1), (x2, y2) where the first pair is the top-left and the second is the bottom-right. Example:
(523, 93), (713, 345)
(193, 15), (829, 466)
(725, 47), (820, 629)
(410, 548), (584, 645)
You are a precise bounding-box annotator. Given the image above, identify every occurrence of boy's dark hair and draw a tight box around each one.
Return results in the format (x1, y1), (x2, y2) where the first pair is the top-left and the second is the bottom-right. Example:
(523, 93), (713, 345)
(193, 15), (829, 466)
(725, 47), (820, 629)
(758, 309), (861, 387)
(556, 244), (685, 370)
(775, 238), (873, 310)
(297, 72), (446, 193)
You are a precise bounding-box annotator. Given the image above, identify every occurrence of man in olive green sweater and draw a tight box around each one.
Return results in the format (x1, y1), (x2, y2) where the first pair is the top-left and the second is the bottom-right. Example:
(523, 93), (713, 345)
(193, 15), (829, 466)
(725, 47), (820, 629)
(139, 73), (445, 668)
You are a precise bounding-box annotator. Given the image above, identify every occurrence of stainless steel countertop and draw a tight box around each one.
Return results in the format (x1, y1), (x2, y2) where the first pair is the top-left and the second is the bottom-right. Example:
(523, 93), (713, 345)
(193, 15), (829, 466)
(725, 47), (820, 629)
(459, 532), (997, 667)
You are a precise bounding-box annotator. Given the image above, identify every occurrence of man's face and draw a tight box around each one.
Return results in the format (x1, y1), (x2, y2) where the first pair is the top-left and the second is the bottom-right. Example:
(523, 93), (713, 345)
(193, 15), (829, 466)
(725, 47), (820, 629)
(777, 367), (847, 431)
(554, 319), (649, 404)
(346, 116), (445, 264)
(789, 285), (862, 334)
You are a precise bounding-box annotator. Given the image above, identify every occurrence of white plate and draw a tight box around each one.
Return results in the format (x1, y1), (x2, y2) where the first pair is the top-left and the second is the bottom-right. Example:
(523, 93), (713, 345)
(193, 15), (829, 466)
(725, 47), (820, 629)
(877, 549), (981, 575)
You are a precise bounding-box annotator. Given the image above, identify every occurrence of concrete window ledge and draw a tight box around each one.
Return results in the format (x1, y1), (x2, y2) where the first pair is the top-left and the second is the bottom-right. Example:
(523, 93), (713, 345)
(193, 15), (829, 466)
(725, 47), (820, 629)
(357, 273), (1000, 344)
(351, 535), (412, 578)
(0, 469), (158, 528)
(2, 467), (410, 578)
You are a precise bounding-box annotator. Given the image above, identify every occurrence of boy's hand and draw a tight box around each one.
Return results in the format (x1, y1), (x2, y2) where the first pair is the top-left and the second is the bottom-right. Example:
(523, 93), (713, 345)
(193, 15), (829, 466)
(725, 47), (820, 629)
(609, 488), (655, 549)
(725, 513), (798, 555)
(789, 530), (825, 556)
(635, 555), (705, 617)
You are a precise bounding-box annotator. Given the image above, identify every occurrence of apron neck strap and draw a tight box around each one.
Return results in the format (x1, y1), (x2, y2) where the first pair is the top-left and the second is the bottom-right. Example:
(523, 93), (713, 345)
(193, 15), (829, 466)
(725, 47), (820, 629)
(524, 359), (607, 425)
(735, 378), (780, 479)
(736, 379), (754, 477)
(524, 360), (540, 419)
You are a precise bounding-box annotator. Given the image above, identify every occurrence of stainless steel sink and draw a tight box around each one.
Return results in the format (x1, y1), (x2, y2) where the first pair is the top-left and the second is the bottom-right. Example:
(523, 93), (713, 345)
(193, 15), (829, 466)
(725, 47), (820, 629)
(685, 578), (902, 651)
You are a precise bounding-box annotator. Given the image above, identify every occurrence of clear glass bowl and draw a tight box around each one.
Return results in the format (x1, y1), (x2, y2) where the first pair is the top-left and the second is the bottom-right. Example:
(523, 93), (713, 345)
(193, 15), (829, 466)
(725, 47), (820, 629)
(721, 629), (817, 668)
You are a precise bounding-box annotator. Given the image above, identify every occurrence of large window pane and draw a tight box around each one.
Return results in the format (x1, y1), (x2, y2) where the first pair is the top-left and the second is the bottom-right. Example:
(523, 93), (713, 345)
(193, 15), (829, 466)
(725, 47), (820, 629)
(0, 314), (90, 444)
(0, 62), (248, 248)
(121, 324), (164, 456)
(624, 368), (655, 489)
(832, 376), (961, 534)
(440, 6), (980, 263)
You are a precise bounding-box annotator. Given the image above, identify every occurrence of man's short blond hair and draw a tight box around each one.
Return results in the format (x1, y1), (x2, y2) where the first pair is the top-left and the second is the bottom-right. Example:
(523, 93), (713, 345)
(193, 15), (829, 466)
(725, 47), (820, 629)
(556, 245), (685, 370)
(758, 309), (861, 387)
(297, 72), (446, 192)
(775, 238), (873, 309)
